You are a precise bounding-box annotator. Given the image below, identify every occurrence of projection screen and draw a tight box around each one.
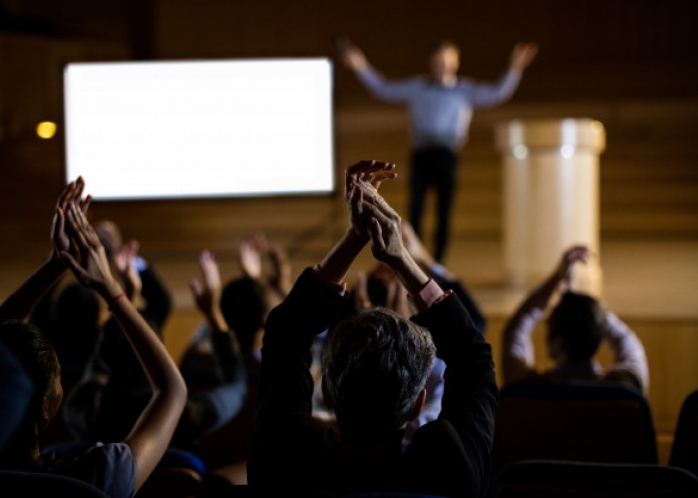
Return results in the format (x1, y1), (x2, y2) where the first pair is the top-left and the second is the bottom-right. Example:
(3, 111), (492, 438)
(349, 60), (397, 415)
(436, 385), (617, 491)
(63, 58), (335, 200)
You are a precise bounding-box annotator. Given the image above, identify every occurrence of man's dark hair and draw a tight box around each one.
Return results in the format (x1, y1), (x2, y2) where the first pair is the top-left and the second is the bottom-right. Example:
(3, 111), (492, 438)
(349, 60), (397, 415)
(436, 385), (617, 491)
(366, 275), (389, 308)
(321, 307), (436, 440)
(219, 276), (269, 350)
(0, 319), (58, 407)
(547, 291), (605, 361)
(50, 283), (101, 370)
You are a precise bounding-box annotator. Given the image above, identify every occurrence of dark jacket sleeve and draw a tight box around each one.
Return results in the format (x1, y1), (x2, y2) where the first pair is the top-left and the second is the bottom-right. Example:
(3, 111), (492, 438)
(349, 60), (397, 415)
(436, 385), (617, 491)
(430, 272), (487, 334)
(252, 268), (348, 443)
(411, 292), (498, 498)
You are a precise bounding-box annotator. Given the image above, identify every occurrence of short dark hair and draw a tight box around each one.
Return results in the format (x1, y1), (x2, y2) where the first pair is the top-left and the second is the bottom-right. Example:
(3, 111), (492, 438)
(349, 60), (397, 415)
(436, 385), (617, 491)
(220, 276), (269, 350)
(547, 292), (605, 361)
(0, 320), (58, 406)
(321, 307), (436, 440)
(50, 283), (101, 368)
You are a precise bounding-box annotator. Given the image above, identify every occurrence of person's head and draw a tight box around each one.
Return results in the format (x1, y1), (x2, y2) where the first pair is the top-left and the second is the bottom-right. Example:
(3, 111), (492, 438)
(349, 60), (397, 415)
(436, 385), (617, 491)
(220, 276), (269, 352)
(94, 220), (123, 260)
(50, 283), (102, 368)
(0, 320), (63, 430)
(321, 307), (436, 441)
(429, 40), (460, 80)
(546, 291), (606, 363)
(366, 262), (396, 308)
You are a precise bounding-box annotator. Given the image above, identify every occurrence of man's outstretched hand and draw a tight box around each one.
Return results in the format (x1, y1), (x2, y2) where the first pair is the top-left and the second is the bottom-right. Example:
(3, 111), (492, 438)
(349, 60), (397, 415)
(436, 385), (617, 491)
(336, 36), (368, 71)
(510, 42), (539, 73)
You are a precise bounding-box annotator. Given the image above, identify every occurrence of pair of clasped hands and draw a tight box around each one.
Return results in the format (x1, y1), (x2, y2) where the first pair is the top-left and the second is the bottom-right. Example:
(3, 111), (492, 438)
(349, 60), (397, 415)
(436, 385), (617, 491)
(343, 159), (402, 261)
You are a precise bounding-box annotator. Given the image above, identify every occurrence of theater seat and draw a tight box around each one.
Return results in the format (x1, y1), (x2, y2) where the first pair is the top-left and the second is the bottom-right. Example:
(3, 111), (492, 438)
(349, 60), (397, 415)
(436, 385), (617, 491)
(0, 470), (110, 498)
(488, 459), (698, 497)
(197, 484), (449, 497)
(669, 389), (698, 477)
(491, 379), (658, 474)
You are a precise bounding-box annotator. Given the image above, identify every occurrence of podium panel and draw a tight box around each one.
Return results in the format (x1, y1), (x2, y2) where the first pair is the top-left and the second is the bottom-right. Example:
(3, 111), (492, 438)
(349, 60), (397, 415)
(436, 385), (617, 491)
(495, 118), (605, 295)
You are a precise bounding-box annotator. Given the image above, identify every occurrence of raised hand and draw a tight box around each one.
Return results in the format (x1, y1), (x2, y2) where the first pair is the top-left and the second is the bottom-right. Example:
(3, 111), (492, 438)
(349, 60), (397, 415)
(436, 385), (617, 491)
(364, 194), (404, 266)
(554, 245), (592, 292)
(114, 240), (143, 303)
(190, 250), (223, 319)
(510, 42), (539, 73)
(345, 160), (397, 241)
(58, 204), (119, 296)
(265, 243), (292, 298)
(51, 176), (92, 257)
(336, 37), (368, 71)
(239, 233), (268, 281)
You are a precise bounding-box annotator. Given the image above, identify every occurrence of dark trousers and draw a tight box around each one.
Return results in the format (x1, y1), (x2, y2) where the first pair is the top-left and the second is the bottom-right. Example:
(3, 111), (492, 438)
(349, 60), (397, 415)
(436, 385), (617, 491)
(409, 146), (458, 263)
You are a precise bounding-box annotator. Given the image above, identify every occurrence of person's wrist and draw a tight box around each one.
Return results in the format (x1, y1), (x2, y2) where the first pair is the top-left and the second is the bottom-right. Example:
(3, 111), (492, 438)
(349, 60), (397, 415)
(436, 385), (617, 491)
(100, 279), (124, 303)
(47, 250), (68, 271)
(385, 249), (429, 295)
(345, 227), (370, 247)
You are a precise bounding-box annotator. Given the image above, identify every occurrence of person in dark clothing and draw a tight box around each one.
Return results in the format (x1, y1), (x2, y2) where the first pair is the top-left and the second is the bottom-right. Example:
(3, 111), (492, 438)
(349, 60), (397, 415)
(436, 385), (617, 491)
(62, 250), (248, 453)
(247, 160), (497, 497)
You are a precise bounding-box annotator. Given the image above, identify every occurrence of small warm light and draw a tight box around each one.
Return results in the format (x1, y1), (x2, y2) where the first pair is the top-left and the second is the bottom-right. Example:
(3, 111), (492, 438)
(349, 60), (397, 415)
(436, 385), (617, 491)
(513, 144), (528, 160)
(36, 121), (57, 139)
(560, 144), (575, 159)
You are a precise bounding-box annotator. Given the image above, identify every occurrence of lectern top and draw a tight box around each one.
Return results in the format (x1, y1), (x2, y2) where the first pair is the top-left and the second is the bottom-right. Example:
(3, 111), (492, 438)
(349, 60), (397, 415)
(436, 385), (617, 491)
(495, 118), (606, 152)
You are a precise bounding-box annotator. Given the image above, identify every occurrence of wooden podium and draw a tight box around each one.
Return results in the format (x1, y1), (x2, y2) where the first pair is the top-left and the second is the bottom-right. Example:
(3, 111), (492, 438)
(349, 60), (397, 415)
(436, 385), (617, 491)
(495, 118), (606, 296)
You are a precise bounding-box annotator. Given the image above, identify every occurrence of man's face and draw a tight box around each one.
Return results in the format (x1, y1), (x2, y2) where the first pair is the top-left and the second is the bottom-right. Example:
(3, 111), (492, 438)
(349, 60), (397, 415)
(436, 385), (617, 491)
(430, 46), (460, 79)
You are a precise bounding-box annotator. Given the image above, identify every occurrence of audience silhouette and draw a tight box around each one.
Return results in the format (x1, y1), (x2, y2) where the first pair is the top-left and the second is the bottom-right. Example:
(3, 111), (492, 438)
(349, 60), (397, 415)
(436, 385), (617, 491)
(0, 177), (187, 498)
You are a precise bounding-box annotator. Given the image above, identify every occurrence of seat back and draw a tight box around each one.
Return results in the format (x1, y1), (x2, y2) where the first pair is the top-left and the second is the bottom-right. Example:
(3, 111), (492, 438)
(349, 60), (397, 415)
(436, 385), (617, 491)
(0, 470), (110, 498)
(489, 459), (698, 498)
(200, 485), (449, 497)
(491, 379), (658, 474)
(669, 389), (698, 477)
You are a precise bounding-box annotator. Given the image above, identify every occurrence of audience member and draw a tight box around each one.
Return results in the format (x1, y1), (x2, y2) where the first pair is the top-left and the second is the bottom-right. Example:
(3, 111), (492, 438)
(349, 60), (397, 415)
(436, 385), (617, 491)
(311, 219), (488, 451)
(180, 232), (289, 386)
(61, 249), (248, 456)
(94, 219), (173, 334)
(246, 160), (497, 497)
(0, 177), (187, 498)
(0, 341), (34, 452)
(501, 245), (649, 394)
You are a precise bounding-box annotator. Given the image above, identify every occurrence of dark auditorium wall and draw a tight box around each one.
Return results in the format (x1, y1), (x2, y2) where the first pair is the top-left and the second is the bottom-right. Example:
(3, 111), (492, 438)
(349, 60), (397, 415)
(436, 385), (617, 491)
(154, 0), (698, 103)
(1, 0), (697, 267)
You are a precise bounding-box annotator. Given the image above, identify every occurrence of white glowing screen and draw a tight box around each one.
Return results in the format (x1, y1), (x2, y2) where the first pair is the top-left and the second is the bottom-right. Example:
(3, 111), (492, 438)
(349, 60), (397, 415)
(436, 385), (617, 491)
(64, 58), (334, 200)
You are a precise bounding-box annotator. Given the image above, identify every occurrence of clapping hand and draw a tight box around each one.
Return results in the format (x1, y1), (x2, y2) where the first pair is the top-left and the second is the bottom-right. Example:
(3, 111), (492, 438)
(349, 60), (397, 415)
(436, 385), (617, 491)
(345, 160), (397, 242)
(190, 250), (223, 320)
(554, 245), (593, 293)
(57, 203), (119, 297)
(51, 176), (92, 259)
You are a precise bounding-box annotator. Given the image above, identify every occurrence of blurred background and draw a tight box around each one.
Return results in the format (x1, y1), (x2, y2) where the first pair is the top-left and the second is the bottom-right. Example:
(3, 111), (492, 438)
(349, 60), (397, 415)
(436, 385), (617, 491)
(0, 0), (697, 461)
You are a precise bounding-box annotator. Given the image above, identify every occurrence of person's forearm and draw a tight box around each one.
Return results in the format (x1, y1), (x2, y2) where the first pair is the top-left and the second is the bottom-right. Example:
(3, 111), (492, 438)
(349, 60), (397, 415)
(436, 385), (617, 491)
(105, 283), (186, 396)
(501, 306), (541, 385)
(387, 249), (430, 296)
(316, 229), (367, 285)
(604, 312), (649, 391)
(0, 253), (65, 321)
(205, 306), (229, 335)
